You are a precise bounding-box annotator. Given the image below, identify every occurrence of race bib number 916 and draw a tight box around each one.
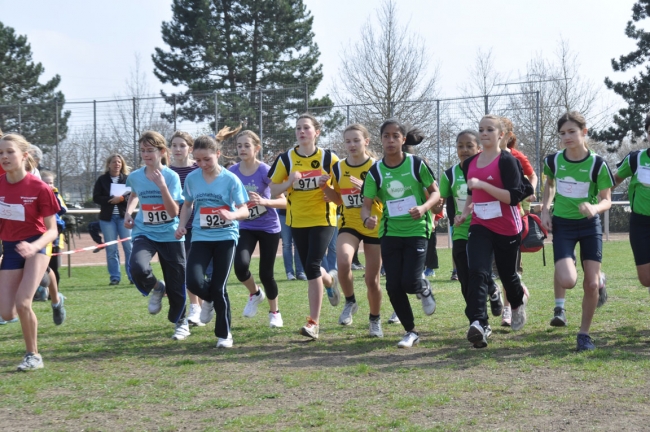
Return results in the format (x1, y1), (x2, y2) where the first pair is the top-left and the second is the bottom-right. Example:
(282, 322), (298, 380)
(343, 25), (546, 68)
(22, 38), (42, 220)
(142, 204), (171, 225)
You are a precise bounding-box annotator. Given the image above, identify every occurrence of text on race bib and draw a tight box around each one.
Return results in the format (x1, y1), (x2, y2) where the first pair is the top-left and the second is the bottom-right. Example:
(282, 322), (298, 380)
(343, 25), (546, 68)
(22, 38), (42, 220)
(142, 204), (172, 225)
(473, 201), (502, 220)
(199, 206), (233, 229)
(247, 202), (268, 220)
(340, 188), (362, 208)
(386, 195), (417, 217)
(455, 197), (467, 213)
(0, 201), (25, 222)
(637, 166), (650, 186)
(556, 179), (590, 199)
(292, 169), (322, 191)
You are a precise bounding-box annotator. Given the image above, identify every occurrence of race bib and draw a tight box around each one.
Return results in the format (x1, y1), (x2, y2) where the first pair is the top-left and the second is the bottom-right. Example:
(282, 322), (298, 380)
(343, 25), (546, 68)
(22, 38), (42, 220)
(455, 197), (467, 213)
(200, 206), (233, 229)
(247, 202), (268, 220)
(474, 201), (502, 220)
(0, 201), (25, 222)
(142, 204), (171, 225)
(637, 166), (650, 186)
(557, 179), (590, 199)
(292, 170), (321, 191)
(341, 188), (362, 208)
(387, 195), (417, 217)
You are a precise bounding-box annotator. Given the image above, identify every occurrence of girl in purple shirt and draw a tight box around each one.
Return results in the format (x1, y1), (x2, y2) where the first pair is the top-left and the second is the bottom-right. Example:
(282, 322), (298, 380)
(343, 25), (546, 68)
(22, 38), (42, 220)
(229, 130), (287, 328)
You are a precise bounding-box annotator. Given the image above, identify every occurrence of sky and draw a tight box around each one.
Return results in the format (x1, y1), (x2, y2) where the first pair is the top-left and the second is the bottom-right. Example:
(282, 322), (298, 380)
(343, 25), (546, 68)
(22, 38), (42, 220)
(0, 0), (640, 106)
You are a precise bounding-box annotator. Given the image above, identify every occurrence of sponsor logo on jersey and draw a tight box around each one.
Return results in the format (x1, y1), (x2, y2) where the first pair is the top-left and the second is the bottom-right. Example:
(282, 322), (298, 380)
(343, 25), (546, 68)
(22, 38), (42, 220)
(311, 160), (320, 169)
(360, 171), (367, 180)
(386, 180), (412, 198)
(579, 169), (588, 173)
(559, 165), (566, 170)
(487, 175), (494, 180)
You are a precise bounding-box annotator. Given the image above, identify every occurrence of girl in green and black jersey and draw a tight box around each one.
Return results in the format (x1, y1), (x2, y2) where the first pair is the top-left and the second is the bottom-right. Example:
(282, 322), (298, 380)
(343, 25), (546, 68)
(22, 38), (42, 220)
(613, 112), (650, 290)
(361, 120), (440, 348)
(541, 111), (614, 352)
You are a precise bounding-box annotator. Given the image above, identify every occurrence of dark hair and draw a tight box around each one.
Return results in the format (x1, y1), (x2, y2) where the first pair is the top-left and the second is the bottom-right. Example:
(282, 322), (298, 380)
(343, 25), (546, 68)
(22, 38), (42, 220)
(297, 113), (322, 131)
(557, 111), (587, 132)
(193, 135), (220, 153)
(456, 129), (480, 145)
(139, 131), (169, 165)
(645, 113), (650, 133)
(379, 119), (424, 151)
(170, 130), (194, 148)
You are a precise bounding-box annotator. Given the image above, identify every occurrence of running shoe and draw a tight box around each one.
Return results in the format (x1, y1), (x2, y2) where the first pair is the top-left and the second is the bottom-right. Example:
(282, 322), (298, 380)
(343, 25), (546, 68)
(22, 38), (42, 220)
(597, 272), (607, 308)
(243, 287), (266, 318)
(501, 306), (512, 327)
(52, 294), (66, 326)
(489, 288), (503, 317)
(369, 318), (383, 338)
(450, 270), (459, 281)
(397, 331), (419, 348)
(187, 304), (205, 327)
(550, 307), (567, 327)
(172, 319), (191, 340)
(467, 321), (487, 348)
(33, 285), (48, 302)
(17, 352), (44, 372)
(0, 316), (18, 325)
(338, 301), (359, 325)
(484, 324), (492, 339)
(269, 311), (284, 328)
(300, 318), (319, 339)
(387, 311), (400, 324)
(351, 263), (365, 271)
(576, 333), (596, 352)
(200, 301), (215, 324)
(423, 268), (436, 278)
(286, 272), (296, 281)
(109, 279), (120, 286)
(148, 281), (165, 315)
(325, 270), (340, 306)
(297, 272), (308, 281)
(511, 286), (529, 331)
(216, 333), (234, 348)
(419, 280), (436, 316)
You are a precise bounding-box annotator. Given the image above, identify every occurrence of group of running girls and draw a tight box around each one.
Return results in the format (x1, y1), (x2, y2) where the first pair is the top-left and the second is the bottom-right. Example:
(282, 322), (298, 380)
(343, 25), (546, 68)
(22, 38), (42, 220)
(3, 108), (650, 371)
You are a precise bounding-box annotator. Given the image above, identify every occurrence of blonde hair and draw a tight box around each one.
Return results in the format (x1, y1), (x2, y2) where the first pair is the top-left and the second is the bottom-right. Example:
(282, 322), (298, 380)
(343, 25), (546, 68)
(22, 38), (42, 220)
(0, 133), (37, 171)
(104, 153), (130, 175)
(500, 117), (517, 149)
(343, 123), (378, 159)
(41, 170), (56, 180)
(480, 115), (506, 132)
(138, 131), (169, 165)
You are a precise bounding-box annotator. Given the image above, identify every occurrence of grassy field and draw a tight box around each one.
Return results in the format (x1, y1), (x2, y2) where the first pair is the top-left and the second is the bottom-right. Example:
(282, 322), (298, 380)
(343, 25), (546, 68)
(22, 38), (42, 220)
(1, 240), (650, 431)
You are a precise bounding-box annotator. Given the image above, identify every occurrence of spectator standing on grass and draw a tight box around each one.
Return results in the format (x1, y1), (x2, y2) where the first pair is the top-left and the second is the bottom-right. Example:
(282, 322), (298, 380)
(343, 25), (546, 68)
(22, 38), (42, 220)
(0, 133), (61, 371)
(319, 123), (384, 337)
(124, 131), (189, 341)
(168, 130), (205, 328)
(278, 207), (307, 281)
(541, 112), (613, 352)
(361, 119), (439, 348)
(456, 115), (533, 349)
(93, 154), (133, 285)
(230, 130), (287, 329)
(269, 113), (340, 340)
(614, 113), (650, 290)
(176, 130), (249, 349)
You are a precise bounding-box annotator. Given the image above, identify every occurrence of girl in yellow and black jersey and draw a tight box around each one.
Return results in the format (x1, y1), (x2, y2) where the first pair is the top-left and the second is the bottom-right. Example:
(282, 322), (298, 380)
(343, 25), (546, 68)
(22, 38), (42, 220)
(269, 113), (340, 339)
(320, 124), (384, 337)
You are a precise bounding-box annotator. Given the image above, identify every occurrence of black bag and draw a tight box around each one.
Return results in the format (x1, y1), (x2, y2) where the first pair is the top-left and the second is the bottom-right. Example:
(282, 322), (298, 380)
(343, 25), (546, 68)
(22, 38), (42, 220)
(88, 221), (103, 244)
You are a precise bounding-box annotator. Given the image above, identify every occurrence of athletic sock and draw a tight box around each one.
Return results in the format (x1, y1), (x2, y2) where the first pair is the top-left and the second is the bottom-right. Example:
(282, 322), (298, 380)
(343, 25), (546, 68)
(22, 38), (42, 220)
(555, 298), (565, 309)
(345, 295), (356, 304)
(253, 289), (261, 296)
(369, 313), (380, 321)
(270, 310), (279, 314)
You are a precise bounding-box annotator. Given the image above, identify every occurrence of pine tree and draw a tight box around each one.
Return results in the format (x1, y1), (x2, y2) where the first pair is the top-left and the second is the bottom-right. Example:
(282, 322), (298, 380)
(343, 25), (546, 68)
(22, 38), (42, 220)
(0, 22), (69, 146)
(153, 0), (335, 155)
(593, 1), (650, 147)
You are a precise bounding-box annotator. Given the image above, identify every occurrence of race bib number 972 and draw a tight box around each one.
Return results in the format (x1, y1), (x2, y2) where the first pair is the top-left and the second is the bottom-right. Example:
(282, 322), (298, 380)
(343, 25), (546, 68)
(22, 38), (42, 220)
(199, 206), (233, 229)
(142, 204), (171, 225)
(341, 188), (362, 208)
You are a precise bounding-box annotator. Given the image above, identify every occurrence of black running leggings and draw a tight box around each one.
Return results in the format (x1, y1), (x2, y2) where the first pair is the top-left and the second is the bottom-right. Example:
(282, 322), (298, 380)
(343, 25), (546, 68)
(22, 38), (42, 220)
(291, 226), (336, 280)
(234, 229), (281, 300)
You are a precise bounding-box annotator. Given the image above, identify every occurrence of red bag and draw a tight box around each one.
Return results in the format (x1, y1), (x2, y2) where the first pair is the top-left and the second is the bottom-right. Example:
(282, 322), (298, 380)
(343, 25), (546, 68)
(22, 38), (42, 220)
(520, 213), (548, 253)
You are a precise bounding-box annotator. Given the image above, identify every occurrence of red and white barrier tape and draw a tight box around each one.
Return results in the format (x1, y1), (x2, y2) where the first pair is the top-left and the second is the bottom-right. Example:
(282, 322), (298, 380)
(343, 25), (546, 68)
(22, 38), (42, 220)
(51, 237), (132, 256)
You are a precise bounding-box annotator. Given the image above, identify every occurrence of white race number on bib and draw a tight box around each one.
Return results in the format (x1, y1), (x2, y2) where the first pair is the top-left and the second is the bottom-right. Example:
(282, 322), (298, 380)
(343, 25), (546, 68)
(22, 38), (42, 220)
(247, 202), (268, 220)
(341, 188), (362, 208)
(0, 201), (25, 222)
(199, 206), (233, 229)
(292, 169), (321, 191)
(556, 179), (590, 199)
(142, 204), (171, 225)
(387, 195), (417, 217)
(473, 201), (502, 220)
(637, 166), (650, 186)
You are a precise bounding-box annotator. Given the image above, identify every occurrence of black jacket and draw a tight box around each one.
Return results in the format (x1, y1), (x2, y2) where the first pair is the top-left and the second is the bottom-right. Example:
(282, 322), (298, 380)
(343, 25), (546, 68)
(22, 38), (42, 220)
(93, 172), (129, 221)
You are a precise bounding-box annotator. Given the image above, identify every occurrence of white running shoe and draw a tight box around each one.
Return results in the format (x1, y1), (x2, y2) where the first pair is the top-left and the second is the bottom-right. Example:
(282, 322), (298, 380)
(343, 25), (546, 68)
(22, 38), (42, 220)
(419, 281), (436, 316)
(338, 301), (359, 325)
(325, 270), (340, 306)
(467, 320), (487, 348)
(172, 319), (191, 340)
(369, 319), (384, 337)
(243, 287), (266, 318)
(148, 281), (165, 315)
(216, 333), (234, 348)
(397, 331), (420, 348)
(501, 306), (512, 327)
(187, 304), (205, 327)
(200, 301), (215, 324)
(511, 286), (530, 331)
(17, 352), (44, 371)
(387, 311), (400, 324)
(269, 311), (284, 328)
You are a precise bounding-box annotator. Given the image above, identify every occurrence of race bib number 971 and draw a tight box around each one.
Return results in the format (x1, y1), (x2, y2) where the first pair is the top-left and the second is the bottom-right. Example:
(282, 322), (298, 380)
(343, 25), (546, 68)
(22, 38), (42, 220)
(142, 204), (171, 225)
(292, 170), (321, 191)
(199, 206), (233, 229)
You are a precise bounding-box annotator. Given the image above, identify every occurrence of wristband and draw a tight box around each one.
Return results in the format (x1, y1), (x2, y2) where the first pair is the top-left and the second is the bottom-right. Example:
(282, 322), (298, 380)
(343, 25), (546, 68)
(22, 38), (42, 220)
(363, 217), (370, 227)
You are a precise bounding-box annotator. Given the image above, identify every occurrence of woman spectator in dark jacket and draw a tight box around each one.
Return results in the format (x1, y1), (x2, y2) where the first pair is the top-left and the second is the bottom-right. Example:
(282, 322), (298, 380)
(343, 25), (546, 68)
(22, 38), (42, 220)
(93, 154), (133, 285)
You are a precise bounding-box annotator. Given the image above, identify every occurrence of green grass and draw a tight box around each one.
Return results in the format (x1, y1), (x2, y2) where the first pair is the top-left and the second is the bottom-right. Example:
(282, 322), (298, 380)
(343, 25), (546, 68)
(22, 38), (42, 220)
(1, 240), (650, 431)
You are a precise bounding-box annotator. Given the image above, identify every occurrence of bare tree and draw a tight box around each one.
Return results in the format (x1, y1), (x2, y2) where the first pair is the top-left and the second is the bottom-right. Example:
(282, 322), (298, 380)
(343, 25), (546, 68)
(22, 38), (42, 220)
(459, 48), (508, 124)
(332, 0), (440, 157)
